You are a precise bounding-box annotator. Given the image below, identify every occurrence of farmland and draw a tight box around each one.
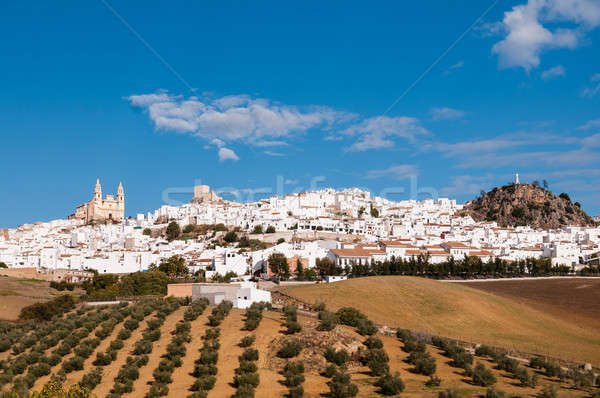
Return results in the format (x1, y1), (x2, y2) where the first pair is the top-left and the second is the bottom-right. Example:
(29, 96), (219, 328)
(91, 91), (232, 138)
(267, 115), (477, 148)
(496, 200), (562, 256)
(1, 295), (598, 398)
(279, 276), (600, 366)
(0, 276), (60, 321)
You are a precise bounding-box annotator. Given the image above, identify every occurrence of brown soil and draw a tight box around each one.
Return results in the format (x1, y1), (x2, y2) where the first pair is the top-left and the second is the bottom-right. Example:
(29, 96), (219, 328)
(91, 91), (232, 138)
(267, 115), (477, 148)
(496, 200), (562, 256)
(124, 307), (186, 398)
(167, 310), (210, 397)
(0, 276), (58, 321)
(462, 278), (600, 329)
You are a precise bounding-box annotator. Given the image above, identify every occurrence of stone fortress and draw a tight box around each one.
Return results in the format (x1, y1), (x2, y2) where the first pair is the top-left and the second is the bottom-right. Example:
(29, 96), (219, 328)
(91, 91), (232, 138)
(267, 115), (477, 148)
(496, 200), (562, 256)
(191, 185), (222, 204)
(72, 179), (124, 223)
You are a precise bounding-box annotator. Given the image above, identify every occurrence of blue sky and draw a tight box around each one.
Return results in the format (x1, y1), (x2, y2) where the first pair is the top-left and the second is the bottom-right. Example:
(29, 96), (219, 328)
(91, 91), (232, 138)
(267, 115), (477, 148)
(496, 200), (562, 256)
(1, 0), (599, 227)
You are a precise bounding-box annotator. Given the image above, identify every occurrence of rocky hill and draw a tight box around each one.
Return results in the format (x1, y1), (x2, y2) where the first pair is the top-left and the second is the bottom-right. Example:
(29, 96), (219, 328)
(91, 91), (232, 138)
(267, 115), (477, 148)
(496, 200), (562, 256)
(462, 183), (594, 229)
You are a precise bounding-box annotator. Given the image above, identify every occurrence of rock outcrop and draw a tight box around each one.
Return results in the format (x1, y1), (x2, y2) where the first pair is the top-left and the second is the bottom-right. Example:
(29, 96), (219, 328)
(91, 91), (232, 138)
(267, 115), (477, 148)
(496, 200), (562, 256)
(462, 183), (594, 229)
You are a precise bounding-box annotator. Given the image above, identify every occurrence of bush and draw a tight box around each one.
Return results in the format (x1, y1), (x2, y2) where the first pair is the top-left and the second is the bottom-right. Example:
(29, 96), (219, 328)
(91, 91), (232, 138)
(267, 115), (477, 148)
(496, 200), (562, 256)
(413, 353), (437, 376)
(363, 337), (383, 350)
(191, 375), (216, 391)
(288, 385), (304, 398)
(19, 295), (76, 322)
(192, 363), (218, 377)
(318, 311), (338, 331)
(497, 355), (519, 374)
(325, 348), (349, 366)
(485, 388), (506, 398)
(374, 373), (405, 396)
(540, 385), (557, 398)
(323, 364), (337, 378)
(472, 363), (497, 387)
(79, 367), (103, 390)
(425, 375), (442, 387)
(277, 341), (302, 358)
(285, 320), (302, 335)
(283, 361), (305, 375)
(475, 345), (497, 358)
(529, 356), (546, 369)
(328, 370), (358, 398)
(29, 362), (51, 378)
(236, 361), (258, 375)
(233, 372), (260, 388)
(356, 319), (377, 336)
(240, 335), (256, 348)
(283, 372), (305, 387)
(62, 356), (85, 373)
(335, 307), (366, 327)
(134, 340), (153, 355)
(231, 384), (256, 398)
(438, 389), (461, 398)
(239, 348), (259, 362)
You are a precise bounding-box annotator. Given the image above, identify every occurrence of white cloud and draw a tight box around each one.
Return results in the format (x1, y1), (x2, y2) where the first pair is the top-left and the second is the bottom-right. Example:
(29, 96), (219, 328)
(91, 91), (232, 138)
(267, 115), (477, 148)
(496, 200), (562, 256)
(284, 179), (299, 185)
(582, 73), (600, 97)
(431, 107), (466, 121)
(490, 0), (600, 70)
(218, 147), (239, 162)
(342, 116), (428, 151)
(541, 65), (566, 79)
(263, 150), (285, 157)
(440, 174), (500, 196)
(578, 118), (600, 130)
(127, 93), (352, 144)
(365, 164), (419, 180)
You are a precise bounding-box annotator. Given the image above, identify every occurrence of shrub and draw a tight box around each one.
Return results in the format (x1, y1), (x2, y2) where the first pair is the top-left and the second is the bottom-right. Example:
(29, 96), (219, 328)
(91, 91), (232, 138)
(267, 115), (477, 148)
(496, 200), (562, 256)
(19, 295), (76, 322)
(472, 363), (497, 387)
(79, 367), (103, 390)
(529, 356), (546, 369)
(134, 340), (153, 355)
(356, 319), (377, 336)
(323, 364), (337, 378)
(152, 369), (172, 384)
(284, 361), (305, 375)
(485, 388), (506, 398)
(192, 363), (218, 377)
(233, 372), (260, 388)
(62, 356), (85, 373)
(239, 348), (259, 362)
(328, 370), (358, 398)
(288, 385), (304, 398)
(363, 337), (383, 350)
(236, 361), (258, 374)
(335, 307), (366, 327)
(231, 384), (256, 398)
(283, 372), (305, 387)
(124, 319), (139, 331)
(425, 375), (442, 387)
(285, 320), (302, 335)
(324, 348), (349, 366)
(404, 339), (426, 353)
(240, 335), (256, 348)
(29, 362), (51, 378)
(496, 355), (519, 374)
(318, 311), (338, 331)
(438, 388), (461, 398)
(277, 341), (302, 358)
(540, 385), (557, 398)
(118, 328), (132, 340)
(475, 345), (497, 358)
(94, 352), (113, 366)
(199, 348), (219, 365)
(413, 353), (437, 376)
(191, 375), (216, 391)
(374, 372), (405, 396)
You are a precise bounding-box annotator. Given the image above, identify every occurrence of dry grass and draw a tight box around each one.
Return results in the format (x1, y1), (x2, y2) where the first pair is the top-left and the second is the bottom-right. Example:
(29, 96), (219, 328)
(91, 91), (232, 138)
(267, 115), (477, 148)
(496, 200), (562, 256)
(0, 276), (58, 321)
(279, 276), (600, 365)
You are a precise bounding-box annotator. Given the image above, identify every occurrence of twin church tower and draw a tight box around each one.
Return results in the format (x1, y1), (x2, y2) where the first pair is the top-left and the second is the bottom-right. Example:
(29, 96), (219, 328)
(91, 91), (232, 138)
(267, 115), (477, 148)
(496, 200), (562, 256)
(72, 179), (125, 223)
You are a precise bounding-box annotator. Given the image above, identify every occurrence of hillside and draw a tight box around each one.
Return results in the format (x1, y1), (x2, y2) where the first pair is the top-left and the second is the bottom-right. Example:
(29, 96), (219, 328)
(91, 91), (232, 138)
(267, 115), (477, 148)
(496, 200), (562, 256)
(1, 299), (597, 398)
(0, 276), (59, 321)
(462, 183), (594, 229)
(279, 276), (600, 366)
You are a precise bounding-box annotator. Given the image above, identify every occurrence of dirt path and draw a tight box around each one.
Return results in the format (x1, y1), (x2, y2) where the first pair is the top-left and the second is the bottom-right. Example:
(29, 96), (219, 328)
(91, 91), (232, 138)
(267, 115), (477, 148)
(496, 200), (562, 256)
(208, 309), (246, 398)
(167, 310), (210, 398)
(124, 307), (186, 398)
(93, 316), (153, 398)
(253, 311), (289, 398)
(64, 316), (128, 387)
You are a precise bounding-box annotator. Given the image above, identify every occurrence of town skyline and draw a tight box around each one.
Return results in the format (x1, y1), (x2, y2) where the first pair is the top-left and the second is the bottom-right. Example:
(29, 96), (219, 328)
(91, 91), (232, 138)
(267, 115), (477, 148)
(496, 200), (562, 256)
(1, 1), (599, 227)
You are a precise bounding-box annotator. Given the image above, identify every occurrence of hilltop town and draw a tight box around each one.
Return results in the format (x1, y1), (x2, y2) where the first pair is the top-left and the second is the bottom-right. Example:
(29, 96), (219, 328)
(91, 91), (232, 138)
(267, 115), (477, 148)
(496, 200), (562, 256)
(1, 178), (599, 281)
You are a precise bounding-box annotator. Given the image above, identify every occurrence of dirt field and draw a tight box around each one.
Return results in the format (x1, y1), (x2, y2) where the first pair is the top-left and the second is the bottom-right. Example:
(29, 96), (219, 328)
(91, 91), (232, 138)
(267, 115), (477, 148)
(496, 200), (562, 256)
(461, 278), (600, 329)
(0, 276), (59, 321)
(279, 276), (600, 366)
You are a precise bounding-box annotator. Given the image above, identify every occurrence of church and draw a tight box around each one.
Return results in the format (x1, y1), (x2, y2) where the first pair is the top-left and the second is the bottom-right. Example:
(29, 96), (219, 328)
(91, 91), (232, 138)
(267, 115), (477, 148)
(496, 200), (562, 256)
(72, 179), (125, 223)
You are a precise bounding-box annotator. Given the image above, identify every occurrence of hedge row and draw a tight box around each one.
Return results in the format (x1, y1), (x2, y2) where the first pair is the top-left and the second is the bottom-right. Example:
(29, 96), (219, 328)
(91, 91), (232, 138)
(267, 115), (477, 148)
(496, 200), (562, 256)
(396, 329), (437, 376)
(243, 301), (270, 331)
(188, 326), (223, 398)
(232, 334), (260, 398)
(107, 299), (182, 398)
(282, 305), (301, 335)
(208, 301), (233, 327)
(146, 298), (209, 398)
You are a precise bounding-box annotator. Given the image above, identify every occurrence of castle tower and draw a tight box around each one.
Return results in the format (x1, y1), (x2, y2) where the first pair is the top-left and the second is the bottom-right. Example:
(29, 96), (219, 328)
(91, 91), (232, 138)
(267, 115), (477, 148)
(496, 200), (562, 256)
(515, 173), (520, 184)
(117, 181), (124, 202)
(94, 178), (102, 201)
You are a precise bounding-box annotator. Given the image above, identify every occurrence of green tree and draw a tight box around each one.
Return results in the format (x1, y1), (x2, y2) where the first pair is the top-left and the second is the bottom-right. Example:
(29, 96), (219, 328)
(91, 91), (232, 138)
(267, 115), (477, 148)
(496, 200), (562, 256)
(142, 228), (151, 236)
(0, 262), (7, 268)
(251, 225), (263, 234)
(166, 221), (181, 241)
(156, 255), (189, 278)
(295, 259), (304, 280)
(266, 226), (276, 233)
(268, 252), (290, 279)
(224, 231), (238, 243)
(370, 206), (379, 218)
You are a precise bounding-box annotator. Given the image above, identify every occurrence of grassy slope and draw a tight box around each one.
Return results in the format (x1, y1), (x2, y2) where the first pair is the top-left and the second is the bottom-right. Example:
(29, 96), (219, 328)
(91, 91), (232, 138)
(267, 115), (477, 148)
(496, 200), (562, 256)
(0, 276), (58, 321)
(280, 276), (600, 365)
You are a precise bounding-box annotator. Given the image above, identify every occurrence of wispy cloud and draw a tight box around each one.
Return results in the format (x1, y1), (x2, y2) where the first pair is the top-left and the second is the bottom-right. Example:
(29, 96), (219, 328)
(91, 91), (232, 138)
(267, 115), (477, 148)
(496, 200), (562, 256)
(263, 150), (285, 157)
(218, 147), (239, 162)
(430, 107), (466, 121)
(541, 65), (566, 80)
(341, 116), (428, 151)
(582, 73), (600, 97)
(489, 0), (600, 70)
(365, 164), (418, 180)
(578, 118), (600, 131)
